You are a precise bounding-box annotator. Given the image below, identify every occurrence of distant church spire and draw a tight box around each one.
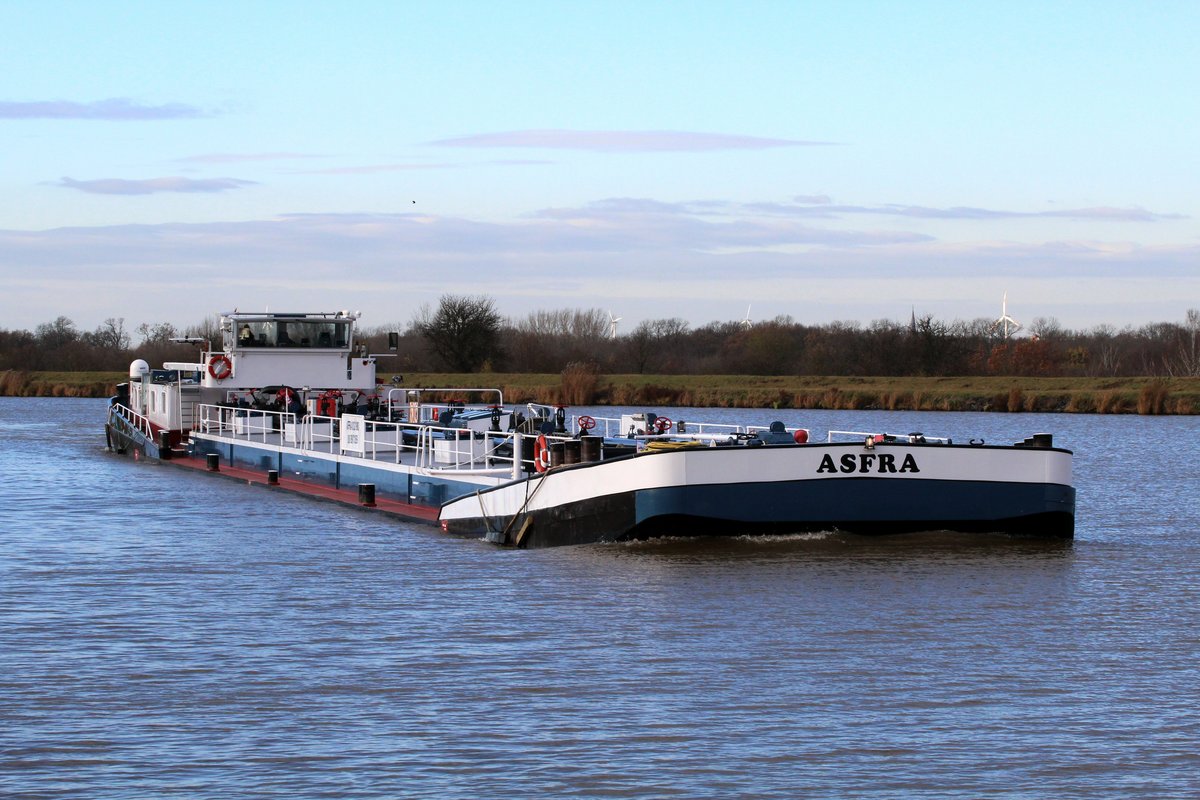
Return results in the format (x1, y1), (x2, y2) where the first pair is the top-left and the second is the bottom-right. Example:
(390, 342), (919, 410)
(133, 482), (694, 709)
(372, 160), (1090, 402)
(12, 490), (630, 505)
(910, 306), (917, 334)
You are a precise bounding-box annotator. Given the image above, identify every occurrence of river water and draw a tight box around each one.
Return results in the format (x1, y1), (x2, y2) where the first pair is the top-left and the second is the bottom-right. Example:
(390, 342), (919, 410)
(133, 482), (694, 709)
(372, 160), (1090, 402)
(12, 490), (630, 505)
(1, 397), (1198, 798)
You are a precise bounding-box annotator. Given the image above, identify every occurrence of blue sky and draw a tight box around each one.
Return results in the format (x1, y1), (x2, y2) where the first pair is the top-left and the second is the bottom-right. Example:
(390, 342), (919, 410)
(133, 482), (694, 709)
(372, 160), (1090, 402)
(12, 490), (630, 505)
(2, 1), (1197, 335)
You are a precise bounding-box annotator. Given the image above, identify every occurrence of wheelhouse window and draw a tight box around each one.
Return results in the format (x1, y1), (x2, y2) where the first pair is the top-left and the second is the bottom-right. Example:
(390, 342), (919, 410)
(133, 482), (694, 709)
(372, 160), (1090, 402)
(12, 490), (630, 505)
(234, 319), (350, 349)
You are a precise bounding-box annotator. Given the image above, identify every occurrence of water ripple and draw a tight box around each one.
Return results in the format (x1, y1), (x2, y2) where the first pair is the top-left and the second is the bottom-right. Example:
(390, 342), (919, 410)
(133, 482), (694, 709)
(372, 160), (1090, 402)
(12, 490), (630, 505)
(2, 399), (1199, 798)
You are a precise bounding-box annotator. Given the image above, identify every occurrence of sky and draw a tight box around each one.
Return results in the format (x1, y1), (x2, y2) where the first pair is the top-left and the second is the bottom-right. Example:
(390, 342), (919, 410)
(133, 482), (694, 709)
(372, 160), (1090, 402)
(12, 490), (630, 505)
(2, 1), (1198, 337)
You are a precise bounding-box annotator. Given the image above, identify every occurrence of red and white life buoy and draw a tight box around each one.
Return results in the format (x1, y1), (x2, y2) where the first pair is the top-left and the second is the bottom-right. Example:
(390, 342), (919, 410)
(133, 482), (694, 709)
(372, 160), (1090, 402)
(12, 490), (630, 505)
(534, 434), (551, 473)
(208, 354), (232, 380)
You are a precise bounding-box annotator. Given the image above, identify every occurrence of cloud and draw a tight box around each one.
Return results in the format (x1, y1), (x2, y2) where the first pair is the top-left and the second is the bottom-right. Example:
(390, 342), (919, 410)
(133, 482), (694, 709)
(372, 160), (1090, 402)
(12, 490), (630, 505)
(3, 206), (1198, 332)
(0, 207), (931, 279)
(482, 159), (555, 166)
(859, 204), (1184, 222)
(429, 129), (833, 152)
(177, 152), (325, 164)
(732, 198), (1185, 223)
(292, 159), (551, 175)
(296, 162), (458, 175)
(56, 176), (257, 195)
(0, 98), (204, 120)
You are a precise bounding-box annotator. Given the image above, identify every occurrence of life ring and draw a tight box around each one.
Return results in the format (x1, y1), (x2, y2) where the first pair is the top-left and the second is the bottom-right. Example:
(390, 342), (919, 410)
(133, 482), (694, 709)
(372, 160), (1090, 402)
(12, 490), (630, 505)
(534, 434), (550, 473)
(278, 387), (295, 406)
(208, 354), (232, 380)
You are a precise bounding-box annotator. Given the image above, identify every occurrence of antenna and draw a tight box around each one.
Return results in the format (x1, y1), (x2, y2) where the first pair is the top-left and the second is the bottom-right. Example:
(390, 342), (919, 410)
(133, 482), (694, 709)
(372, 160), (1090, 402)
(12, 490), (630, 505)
(608, 310), (622, 339)
(992, 292), (1022, 339)
(741, 304), (753, 329)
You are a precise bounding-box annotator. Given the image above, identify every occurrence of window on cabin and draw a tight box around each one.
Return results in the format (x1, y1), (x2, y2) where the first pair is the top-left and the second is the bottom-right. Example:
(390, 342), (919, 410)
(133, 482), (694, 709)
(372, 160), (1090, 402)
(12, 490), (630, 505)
(234, 320), (350, 349)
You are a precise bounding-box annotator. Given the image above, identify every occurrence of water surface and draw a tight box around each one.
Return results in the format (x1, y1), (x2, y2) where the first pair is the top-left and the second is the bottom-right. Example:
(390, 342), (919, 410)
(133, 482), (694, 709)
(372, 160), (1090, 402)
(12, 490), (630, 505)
(1, 398), (1198, 798)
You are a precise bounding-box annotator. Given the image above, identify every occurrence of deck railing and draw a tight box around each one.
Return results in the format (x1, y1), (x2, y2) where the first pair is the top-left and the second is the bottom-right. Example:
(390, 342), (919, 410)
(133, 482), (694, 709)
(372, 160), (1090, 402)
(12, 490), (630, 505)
(578, 415), (808, 443)
(826, 430), (951, 444)
(193, 403), (520, 478)
(108, 403), (155, 439)
(197, 404), (297, 443)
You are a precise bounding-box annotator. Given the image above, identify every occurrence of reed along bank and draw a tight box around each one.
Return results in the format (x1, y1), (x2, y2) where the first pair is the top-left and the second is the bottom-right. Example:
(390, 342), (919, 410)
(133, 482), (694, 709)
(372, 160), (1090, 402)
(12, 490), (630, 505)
(4, 369), (1198, 414)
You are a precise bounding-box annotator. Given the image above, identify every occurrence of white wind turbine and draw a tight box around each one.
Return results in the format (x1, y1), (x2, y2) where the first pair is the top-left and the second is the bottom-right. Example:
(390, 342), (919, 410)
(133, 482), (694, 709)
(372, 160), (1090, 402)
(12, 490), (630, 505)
(741, 304), (753, 329)
(608, 310), (622, 339)
(993, 292), (1022, 339)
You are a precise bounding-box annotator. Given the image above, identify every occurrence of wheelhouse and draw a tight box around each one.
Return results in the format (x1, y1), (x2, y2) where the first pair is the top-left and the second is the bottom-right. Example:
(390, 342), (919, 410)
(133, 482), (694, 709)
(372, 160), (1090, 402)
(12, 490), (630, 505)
(228, 313), (353, 351)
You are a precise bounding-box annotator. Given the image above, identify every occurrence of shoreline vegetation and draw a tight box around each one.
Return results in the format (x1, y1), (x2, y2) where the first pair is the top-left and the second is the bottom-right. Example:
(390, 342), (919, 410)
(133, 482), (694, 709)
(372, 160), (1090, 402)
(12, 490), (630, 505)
(3, 369), (1198, 415)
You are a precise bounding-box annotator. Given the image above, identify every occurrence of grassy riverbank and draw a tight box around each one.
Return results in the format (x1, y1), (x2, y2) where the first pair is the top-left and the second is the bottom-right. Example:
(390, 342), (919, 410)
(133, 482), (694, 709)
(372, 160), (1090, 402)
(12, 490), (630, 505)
(8, 368), (1198, 414)
(414, 372), (1200, 414)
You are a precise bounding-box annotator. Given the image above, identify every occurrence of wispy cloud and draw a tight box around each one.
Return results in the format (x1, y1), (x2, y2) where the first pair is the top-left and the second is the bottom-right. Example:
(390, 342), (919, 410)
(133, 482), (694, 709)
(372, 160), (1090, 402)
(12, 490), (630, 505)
(852, 203), (1184, 222)
(57, 176), (256, 195)
(296, 163), (457, 175)
(482, 159), (555, 166)
(430, 129), (833, 152)
(177, 152), (324, 164)
(0, 98), (204, 120)
(728, 197), (1185, 223)
(294, 159), (552, 175)
(528, 198), (931, 250)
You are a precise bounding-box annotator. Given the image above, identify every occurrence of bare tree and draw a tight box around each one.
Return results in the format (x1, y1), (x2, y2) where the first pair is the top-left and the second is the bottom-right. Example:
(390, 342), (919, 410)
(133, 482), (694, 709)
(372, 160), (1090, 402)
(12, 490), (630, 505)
(35, 316), (79, 349)
(86, 317), (130, 350)
(183, 315), (222, 347)
(136, 321), (179, 344)
(1166, 309), (1200, 377)
(509, 308), (611, 372)
(622, 318), (689, 373)
(418, 294), (504, 372)
(1030, 316), (1065, 340)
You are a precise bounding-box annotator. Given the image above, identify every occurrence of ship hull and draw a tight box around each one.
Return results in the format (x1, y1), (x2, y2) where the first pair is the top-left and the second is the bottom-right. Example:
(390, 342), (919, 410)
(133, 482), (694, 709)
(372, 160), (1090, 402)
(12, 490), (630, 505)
(439, 443), (1076, 547)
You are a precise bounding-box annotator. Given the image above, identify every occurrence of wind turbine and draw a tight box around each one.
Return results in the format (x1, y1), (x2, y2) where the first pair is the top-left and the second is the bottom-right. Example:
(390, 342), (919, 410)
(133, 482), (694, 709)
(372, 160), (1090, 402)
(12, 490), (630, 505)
(608, 310), (622, 339)
(993, 292), (1022, 339)
(741, 304), (753, 329)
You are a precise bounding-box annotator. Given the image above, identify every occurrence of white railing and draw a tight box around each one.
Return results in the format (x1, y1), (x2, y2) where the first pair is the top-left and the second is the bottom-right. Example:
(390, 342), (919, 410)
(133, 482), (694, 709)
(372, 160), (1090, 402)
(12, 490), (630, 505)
(197, 404), (297, 443)
(382, 387), (507, 425)
(576, 415), (807, 443)
(826, 430), (951, 444)
(108, 403), (155, 439)
(193, 403), (518, 477)
(578, 415), (752, 439)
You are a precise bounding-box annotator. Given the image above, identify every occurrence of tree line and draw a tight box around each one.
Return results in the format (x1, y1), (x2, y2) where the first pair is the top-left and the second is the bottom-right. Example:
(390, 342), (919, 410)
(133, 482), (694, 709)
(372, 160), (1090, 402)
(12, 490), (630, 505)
(3, 298), (1199, 379)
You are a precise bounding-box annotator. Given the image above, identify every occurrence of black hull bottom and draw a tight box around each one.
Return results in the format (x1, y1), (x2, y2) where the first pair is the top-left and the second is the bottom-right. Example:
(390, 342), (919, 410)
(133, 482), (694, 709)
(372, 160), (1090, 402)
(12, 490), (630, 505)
(453, 509), (1076, 548)
(446, 480), (1076, 547)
